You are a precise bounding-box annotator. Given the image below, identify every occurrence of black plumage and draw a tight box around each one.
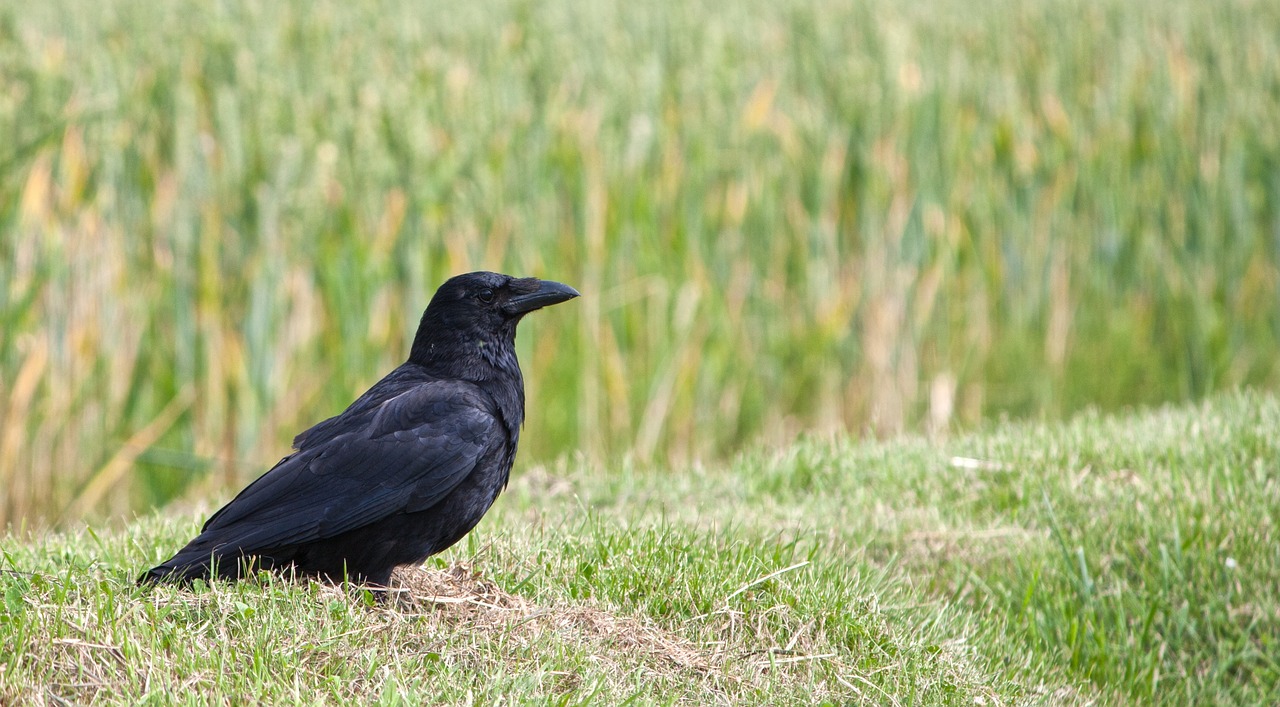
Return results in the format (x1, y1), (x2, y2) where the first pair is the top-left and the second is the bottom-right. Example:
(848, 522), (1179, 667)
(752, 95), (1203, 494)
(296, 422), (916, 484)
(139, 272), (578, 587)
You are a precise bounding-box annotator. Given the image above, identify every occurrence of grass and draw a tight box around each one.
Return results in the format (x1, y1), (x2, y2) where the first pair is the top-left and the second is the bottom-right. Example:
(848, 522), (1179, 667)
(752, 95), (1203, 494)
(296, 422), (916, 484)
(3, 391), (1277, 704)
(2, 0), (1280, 526)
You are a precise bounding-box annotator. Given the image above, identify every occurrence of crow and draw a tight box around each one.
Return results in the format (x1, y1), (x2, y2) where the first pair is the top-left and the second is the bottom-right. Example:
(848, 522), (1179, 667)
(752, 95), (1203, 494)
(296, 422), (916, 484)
(139, 272), (578, 587)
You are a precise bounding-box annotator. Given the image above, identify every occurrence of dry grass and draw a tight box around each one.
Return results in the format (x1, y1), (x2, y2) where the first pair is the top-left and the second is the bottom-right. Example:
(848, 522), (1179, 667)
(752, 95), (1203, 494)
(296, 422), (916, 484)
(4, 0), (1280, 528)
(13, 564), (722, 704)
(381, 564), (964, 705)
(3, 540), (1003, 705)
(391, 565), (710, 676)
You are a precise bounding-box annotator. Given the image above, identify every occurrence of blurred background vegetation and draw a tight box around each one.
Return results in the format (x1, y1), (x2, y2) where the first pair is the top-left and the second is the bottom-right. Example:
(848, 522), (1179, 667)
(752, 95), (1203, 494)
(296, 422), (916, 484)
(1, 0), (1278, 527)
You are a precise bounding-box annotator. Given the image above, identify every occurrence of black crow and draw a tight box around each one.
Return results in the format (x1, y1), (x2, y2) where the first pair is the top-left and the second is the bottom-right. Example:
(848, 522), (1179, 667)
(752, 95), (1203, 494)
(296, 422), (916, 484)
(139, 272), (578, 587)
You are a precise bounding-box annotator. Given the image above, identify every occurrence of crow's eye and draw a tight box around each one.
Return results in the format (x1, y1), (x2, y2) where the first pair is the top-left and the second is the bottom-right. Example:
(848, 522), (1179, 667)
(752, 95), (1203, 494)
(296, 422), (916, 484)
(477, 289), (494, 303)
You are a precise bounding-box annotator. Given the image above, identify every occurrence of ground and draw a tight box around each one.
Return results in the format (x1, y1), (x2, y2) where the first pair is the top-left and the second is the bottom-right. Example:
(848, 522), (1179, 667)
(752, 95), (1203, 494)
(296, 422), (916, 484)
(2, 391), (1277, 704)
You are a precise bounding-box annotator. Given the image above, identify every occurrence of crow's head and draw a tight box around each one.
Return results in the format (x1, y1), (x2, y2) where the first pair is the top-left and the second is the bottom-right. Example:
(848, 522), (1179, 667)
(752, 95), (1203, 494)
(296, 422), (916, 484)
(409, 272), (579, 372)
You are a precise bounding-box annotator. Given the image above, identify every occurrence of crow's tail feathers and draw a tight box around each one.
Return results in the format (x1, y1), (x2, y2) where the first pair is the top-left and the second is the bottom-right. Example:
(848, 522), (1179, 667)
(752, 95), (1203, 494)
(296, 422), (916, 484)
(136, 542), (240, 586)
(136, 544), (289, 586)
(136, 558), (215, 586)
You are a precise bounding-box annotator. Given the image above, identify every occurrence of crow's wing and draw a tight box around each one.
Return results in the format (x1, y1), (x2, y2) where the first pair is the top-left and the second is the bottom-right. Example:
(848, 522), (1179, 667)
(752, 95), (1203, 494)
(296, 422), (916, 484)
(196, 380), (499, 551)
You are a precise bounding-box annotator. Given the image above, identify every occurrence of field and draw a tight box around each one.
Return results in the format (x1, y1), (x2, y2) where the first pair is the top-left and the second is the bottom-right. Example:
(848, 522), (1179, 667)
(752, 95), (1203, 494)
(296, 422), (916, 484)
(3, 392), (1278, 703)
(2, 0), (1279, 703)
(2, 0), (1279, 525)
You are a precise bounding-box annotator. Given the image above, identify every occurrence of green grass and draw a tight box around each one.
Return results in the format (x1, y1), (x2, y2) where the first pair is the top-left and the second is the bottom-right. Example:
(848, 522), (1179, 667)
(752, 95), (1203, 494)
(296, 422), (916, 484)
(2, 0), (1280, 525)
(3, 392), (1277, 703)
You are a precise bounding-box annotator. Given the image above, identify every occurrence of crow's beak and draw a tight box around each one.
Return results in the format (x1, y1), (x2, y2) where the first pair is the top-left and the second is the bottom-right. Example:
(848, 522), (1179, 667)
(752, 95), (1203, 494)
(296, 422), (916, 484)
(503, 279), (580, 315)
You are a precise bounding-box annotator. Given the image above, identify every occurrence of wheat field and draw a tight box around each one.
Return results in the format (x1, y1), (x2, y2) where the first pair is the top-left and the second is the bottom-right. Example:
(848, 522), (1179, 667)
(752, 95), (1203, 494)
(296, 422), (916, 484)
(1, 0), (1278, 525)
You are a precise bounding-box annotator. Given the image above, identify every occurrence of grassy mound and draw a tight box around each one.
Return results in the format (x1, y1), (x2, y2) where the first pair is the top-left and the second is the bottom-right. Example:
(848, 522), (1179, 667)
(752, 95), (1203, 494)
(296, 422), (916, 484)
(3, 391), (1277, 703)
